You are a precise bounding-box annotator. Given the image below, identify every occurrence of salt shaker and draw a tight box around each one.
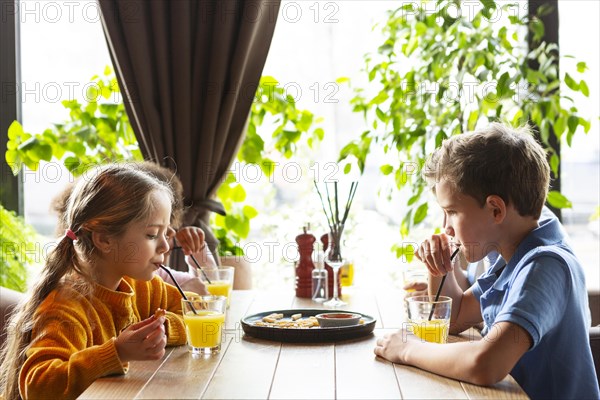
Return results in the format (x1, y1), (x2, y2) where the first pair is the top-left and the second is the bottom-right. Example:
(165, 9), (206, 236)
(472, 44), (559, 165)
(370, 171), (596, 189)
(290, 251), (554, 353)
(311, 249), (328, 302)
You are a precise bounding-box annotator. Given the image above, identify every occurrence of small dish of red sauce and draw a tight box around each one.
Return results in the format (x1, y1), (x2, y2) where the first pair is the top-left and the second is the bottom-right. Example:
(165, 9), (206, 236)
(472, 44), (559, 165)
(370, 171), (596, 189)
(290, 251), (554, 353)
(315, 312), (361, 327)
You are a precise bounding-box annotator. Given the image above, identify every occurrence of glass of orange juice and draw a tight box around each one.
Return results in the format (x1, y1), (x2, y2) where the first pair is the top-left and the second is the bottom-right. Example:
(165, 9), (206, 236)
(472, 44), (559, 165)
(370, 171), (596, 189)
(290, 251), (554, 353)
(402, 266), (428, 293)
(405, 295), (452, 344)
(200, 267), (235, 308)
(182, 295), (227, 355)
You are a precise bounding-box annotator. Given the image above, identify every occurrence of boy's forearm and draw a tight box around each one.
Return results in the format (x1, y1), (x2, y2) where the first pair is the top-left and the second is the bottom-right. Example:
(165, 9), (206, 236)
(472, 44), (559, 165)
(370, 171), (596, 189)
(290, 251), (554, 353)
(405, 340), (494, 386)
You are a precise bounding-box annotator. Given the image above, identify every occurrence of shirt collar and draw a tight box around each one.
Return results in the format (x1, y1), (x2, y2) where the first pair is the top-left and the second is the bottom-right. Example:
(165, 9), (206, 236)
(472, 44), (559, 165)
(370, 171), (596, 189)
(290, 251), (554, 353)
(491, 217), (565, 288)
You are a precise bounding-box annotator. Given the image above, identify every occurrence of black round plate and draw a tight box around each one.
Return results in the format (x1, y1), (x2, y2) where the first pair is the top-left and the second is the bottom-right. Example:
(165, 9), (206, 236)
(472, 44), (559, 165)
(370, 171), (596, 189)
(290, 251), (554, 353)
(241, 309), (377, 343)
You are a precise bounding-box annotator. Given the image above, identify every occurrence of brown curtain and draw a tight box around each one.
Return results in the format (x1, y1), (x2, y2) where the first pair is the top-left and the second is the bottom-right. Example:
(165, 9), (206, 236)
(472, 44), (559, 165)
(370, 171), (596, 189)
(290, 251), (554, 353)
(98, 0), (280, 265)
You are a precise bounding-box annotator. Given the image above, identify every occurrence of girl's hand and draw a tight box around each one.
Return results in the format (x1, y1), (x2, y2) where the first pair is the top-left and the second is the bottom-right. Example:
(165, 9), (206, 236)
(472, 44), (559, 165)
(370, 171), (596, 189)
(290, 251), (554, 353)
(414, 233), (455, 276)
(175, 226), (206, 256)
(115, 314), (167, 362)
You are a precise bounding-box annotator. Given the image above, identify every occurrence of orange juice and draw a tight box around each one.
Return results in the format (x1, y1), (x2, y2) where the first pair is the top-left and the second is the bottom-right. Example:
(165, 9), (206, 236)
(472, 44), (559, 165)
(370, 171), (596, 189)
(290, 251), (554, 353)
(206, 280), (232, 306)
(183, 310), (225, 349)
(410, 319), (449, 344)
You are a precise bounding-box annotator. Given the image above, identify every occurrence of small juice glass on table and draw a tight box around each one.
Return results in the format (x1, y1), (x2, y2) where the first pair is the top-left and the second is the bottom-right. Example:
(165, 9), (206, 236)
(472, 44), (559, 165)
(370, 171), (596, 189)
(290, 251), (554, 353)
(402, 265), (428, 293)
(405, 295), (452, 344)
(182, 295), (227, 355)
(201, 267), (235, 308)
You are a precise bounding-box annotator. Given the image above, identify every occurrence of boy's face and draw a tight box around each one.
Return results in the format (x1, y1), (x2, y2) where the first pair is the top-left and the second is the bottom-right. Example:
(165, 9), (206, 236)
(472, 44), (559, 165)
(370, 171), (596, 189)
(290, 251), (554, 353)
(435, 178), (498, 263)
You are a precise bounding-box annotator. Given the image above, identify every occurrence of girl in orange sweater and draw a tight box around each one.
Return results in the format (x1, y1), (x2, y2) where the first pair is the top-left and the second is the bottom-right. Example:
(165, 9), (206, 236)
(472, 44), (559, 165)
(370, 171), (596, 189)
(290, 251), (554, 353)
(0, 164), (188, 399)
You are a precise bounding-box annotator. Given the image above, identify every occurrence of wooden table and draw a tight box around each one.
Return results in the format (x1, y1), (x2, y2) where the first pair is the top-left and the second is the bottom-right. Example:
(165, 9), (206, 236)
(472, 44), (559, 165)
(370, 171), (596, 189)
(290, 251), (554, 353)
(79, 289), (528, 399)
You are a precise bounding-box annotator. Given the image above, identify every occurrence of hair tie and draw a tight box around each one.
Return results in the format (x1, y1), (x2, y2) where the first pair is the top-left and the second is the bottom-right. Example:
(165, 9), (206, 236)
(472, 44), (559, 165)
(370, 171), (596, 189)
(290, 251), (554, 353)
(65, 229), (78, 241)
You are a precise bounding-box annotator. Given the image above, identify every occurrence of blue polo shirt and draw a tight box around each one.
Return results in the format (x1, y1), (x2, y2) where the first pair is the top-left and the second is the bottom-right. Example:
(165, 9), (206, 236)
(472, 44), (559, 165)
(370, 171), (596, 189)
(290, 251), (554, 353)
(472, 217), (600, 399)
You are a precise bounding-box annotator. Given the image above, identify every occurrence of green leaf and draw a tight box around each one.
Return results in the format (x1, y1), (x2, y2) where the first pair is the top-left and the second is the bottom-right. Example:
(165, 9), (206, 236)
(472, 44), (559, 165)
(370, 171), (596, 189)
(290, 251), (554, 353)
(553, 115), (566, 139)
(579, 118), (591, 133)
(549, 153), (559, 176)
(242, 205), (258, 219)
(540, 119), (550, 143)
(467, 110), (479, 131)
(547, 191), (572, 209)
(564, 73), (579, 91)
(336, 77), (350, 84)
(380, 165), (393, 175)
(404, 35), (418, 56)
(536, 3), (554, 17)
(343, 163), (352, 174)
(375, 107), (388, 123)
(530, 17), (545, 42)
(413, 203), (428, 224)
(230, 184), (246, 202)
(313, 128), (325, 140)
(7, 120), (24, 140)
(576, 62), (588, 73)
(567, 115), (579, 134)
(580, 80), (589, 97)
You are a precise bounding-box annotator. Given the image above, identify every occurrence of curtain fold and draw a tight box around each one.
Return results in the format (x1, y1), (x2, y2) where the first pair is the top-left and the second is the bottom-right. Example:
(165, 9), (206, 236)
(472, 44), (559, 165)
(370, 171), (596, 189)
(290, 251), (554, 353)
(99, 0), (280, 264)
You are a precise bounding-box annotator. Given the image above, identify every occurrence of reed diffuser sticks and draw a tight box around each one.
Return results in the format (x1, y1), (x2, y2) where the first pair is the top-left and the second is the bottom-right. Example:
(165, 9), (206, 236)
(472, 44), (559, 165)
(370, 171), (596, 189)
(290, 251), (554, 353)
(313, 180), (358, 237)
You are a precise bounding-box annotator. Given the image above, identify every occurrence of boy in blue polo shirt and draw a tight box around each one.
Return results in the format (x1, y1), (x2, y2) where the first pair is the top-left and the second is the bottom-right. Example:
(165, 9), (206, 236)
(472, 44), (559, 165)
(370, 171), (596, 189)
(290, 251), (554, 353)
(374, 123), (599, 399)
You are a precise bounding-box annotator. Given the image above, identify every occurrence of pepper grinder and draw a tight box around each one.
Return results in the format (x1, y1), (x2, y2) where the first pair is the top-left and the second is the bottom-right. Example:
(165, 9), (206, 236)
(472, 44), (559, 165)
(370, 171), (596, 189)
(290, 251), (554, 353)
(320, 233), (342, 297)
(295, 225), (316, 298)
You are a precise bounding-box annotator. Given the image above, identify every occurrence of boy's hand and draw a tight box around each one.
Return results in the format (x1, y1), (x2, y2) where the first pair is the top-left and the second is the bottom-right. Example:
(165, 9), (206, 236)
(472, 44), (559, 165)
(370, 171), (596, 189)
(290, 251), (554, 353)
(415, 233), (455, 276)
(115, 315), (167, 362)
(374, 329), (416, 363)
(175, 226), (206, 256)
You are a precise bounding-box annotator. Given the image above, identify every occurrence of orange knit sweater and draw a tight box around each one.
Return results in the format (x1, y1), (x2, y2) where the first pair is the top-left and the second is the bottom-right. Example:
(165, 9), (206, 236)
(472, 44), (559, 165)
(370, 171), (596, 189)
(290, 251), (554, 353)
(19, 275), (187, 399)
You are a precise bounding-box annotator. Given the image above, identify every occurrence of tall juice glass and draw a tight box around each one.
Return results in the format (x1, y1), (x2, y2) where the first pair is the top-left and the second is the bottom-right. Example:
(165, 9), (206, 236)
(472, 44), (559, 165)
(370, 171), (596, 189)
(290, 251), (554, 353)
(182, 295), (227, 355)
(405, 295), (452, 344)
(201, 267), (235, 308)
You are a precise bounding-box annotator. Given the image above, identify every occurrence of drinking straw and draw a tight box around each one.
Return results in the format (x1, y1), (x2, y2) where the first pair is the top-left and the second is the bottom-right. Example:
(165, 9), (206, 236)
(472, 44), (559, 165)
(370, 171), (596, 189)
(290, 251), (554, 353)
(188, 254), (213, 284)
(159, 264), (197, 314)
(427, 247), (461, 321)
(172, 246), (212, 284)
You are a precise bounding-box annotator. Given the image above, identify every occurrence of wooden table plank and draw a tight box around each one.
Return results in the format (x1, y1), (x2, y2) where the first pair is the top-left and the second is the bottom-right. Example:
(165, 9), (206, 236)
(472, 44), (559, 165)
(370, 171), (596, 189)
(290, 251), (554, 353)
(78, 347), (175, 399)
(336, 334), (401, 399)
(226, 290), (255, 330)
(269, 343), (335, 399)
(202, 335), (281, 399)
(461, 378), (529, 400)
(394, 364), (467, 399)
(245, 291), (295, 315)
(375, 289), (407, 329)
(134, 338), (232, 399)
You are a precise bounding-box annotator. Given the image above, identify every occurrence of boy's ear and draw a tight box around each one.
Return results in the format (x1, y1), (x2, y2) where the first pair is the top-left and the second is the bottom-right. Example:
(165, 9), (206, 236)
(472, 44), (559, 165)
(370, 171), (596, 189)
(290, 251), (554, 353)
(91, 231), (114, 253)
(486, 195), (506, 223)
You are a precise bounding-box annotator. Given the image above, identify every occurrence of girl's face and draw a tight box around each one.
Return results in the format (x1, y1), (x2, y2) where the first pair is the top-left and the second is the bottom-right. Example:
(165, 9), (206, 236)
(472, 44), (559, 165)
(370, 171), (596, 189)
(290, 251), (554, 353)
(99, 190), (172, 287)
(436, 178), (498, 263)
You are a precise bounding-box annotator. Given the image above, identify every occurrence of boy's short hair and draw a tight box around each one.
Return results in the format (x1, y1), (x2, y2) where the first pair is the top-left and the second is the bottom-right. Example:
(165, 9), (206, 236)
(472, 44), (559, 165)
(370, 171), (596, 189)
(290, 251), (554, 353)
(422, 123), (550, 219)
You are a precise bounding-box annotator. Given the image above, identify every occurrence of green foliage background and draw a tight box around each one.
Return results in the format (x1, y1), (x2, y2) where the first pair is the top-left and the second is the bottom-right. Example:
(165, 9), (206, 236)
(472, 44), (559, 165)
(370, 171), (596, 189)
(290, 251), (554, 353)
(5, 69), (322, 257)
(338, 0), (591, 258)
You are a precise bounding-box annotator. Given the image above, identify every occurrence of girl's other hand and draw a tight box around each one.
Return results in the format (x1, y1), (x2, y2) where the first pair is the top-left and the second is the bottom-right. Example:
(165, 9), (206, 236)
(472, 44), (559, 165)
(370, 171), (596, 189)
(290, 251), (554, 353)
(115, 315), (167, 362)
(175, 226), (206, 256)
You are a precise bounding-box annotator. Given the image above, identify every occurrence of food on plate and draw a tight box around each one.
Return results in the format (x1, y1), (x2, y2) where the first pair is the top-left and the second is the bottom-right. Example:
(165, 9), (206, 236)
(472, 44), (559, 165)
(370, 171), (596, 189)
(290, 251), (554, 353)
(254, 314), (319, 329)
